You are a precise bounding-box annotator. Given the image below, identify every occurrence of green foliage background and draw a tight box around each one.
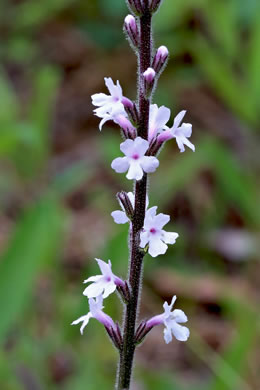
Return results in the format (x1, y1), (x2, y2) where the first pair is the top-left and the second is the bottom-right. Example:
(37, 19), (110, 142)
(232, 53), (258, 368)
(0, 0), (259, 389)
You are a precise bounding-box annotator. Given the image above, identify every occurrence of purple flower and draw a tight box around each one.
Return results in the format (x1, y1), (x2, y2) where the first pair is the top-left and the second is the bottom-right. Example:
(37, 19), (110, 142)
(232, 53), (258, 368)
(71, 295), (116, 335)
(140, 206), (178, 257)
(111, 137), (159, 180)
(147, 295), (189, 343)
(83, 258), (124, 299)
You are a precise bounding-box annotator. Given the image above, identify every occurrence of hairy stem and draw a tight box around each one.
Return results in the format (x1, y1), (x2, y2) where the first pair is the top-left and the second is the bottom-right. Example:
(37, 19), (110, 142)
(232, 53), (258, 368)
(116, 9), (152, 390)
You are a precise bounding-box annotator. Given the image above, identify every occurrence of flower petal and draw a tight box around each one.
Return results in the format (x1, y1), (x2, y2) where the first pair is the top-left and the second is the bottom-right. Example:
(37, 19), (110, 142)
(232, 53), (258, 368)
(140, 231), (149, 248)
(132, 137), (149, 156)
(95, 258), (111, 277)
(83, 275), (102, 284)
(120, 139), (134, 156)
(83, 281), (105, 298)
(111, 210), (129, 224)
(173, 309), (188, 323)
(180, 123), (192, 138)
(71, 313), (92, 335)
(103, 282), (117, 299)
(163, 295), (177, 316)
(154, 213), (170, 229)
(105, 77), (118, 98)
(162, 231), (179, 244)
(98, 115), (111, 131)
(127, 191), (135, 207)
(145, 206), (158, 219)
(140, 156), (159, 173)
(154, 106), (171, 131)
(148, 236), (168, 257)
(126, 161), (143, 180)
(111, 157), (129, 173)
(89, 295), (104, 315)
(163, 326), (173, 344)
(175, 136), (185, 153)
(170, 322), (190, 341)
(173, 110), (186, 129)
(181, 136), (195, 152)
(91, 93), (110, 107)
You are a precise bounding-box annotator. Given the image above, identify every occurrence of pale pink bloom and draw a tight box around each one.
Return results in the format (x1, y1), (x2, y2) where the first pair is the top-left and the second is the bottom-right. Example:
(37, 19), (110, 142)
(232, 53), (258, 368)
(83, 258), (124, 299)
(71, 295), (116, 335)
(158, 110), (195, 152)
(148, 104), (171, 141)
(111, 137), (159, 181)
(140, 206), (178, 257)
(147, 295), (189, 343)
(92, 77), (127, 130)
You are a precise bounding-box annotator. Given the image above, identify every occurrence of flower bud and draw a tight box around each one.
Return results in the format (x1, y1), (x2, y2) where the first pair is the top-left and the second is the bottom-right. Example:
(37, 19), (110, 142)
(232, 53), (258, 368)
(124, 15), (140, 48)
(105, 322), (123, 350)
(122, 97), (139, 124)
(152, 45), (169, 73)
(149, 0), (162, 13)
(117, 191), (134, 220)
(126, 0), (144, 16)
(143, 67), (156, 98)
(135, 320), (153, 345)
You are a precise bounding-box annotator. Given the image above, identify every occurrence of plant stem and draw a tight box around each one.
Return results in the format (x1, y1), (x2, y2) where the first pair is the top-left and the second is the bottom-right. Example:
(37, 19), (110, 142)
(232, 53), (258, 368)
(116, 9), (152, 390)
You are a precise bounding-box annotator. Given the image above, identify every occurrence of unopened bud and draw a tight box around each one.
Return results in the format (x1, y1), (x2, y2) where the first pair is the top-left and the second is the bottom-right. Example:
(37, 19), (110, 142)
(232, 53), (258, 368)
(105, 323), (123, 350)
(135, 321), (153, 345)
(124, 15), (140, 48)
(149, 0), (162, 13)
(117, 280), (131, 303)
(143, 67), (156, 98)
(116, 114), (137, 139)
(122, 97), (139, 124)
(126, 0), (144, 16)
(117, 191), (134, 220)
(152, 45), (169, 73)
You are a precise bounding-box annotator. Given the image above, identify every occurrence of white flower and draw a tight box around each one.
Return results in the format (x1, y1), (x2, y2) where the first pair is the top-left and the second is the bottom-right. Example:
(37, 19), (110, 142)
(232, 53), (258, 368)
(140, 206), (178, 257)
(83, 258), (124, 299)
(71, 295), (116, 335)
(146, 295), (190, 343)
(111, 137), (159, 181)
(91, 77), (127, 130)
(162, 110), (195, 152)
(148, 104), (171, 141)
(111, 192), (149, 224)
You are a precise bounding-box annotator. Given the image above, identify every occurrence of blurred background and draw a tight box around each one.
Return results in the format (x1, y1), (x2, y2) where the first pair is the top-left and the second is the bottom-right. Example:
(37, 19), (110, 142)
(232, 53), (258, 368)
(0, 0), (260, 389)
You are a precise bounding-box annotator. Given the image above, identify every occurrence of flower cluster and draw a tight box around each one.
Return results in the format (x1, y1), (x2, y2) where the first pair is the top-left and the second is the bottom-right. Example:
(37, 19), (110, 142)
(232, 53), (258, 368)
(72, 1), (193, 358)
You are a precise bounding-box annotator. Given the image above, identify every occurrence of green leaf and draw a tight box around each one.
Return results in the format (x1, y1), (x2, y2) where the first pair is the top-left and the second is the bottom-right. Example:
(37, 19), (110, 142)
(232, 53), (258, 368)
(0, 196), (64, 344)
